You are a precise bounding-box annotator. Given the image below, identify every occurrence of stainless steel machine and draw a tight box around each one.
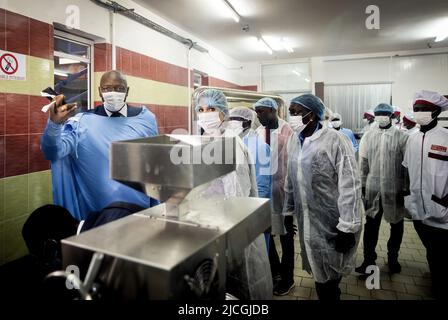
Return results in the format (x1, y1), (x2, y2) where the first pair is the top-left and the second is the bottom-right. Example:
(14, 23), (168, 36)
(59, 135), (271, 300)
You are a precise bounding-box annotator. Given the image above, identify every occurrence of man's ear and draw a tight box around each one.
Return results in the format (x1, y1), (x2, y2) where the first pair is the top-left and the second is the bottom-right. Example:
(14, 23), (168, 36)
(125, 87), (130, 101)
(99, 87), (104, 101)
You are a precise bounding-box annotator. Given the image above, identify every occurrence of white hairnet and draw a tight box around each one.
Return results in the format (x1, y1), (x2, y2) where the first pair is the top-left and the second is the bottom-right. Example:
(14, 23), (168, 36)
(230, 107), (256, 122)
(196, 89), (229, 116)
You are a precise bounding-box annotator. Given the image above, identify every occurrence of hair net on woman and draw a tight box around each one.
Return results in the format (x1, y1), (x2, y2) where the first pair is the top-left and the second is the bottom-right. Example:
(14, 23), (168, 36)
(230, 107), (256, 122)
(196, 89), (229, 117)
(185, 104), (272, 299)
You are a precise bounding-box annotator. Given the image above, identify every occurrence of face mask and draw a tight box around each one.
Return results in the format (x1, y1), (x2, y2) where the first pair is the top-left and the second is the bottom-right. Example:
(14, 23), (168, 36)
(102, 91), (127, 112)
(375, 115), (391, 127)
(362, 118), (369, 124)
(414, 111), (435, 126)
(288, 116), (307, 132)
(197, 111), (222, 134)
(223, 120), (244, 137)
(392, 118), (399, 125)
(331, 120), (342, 129)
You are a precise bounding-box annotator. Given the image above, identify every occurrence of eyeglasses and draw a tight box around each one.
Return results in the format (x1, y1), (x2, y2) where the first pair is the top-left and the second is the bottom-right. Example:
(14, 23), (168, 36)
(100, 86), (127, 93)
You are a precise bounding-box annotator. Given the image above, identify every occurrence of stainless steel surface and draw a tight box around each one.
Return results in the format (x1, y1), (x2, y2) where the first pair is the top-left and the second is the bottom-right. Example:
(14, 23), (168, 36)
(110, 135), (236, 203)
(62, 197), (270, 299)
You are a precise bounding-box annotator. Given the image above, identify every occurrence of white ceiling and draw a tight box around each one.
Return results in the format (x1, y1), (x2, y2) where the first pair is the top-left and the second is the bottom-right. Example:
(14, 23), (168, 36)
(135, 0), (448, 61)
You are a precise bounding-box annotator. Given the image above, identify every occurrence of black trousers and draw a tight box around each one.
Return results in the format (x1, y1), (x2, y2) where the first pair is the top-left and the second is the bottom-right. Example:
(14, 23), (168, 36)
(268, 216), (295, 283)
(315, 277), (342, 301)
(363, 203), (404, 263)
(413, 220), (448, 300)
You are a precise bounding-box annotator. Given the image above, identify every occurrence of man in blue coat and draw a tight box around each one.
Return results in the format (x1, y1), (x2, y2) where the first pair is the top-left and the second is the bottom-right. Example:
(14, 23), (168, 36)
(41, 70), (159, 220)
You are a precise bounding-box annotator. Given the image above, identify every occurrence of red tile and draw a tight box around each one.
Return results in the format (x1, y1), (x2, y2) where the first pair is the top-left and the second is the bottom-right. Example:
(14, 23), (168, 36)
(120, 48), (132, 75)
(149, 57), (158, 80)
(154, 105), (165, 127)
(0, 136), (4, 178)
(164, 106), (188, 127)
(241, 85), (258, 92)
(29, 134), (49, 173)
(0, 92), (5, 135)
(94, 44), (107, 72)
(131, 51), (141, 77)
(30, 18), (51, 59)
(140, 55), (151, 79)
(49, 26), (54, 57)
(115, 47), (122, 72)
(5, 134), (28, 176)
(5, 10), (29, 55)
(29, 96), (49, 133)
(6, 94), (29, 135)
(155, 59), (168, 83)
(0, 9), (5, 50)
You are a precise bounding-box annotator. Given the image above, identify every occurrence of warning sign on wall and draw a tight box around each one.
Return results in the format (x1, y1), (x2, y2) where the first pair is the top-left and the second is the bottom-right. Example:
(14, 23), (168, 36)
(0, 50), (26, 81)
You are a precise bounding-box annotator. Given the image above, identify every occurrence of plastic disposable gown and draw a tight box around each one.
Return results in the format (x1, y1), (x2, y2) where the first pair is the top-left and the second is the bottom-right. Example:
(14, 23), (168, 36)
(359, 125), (409, 224)
(283, 128), (363, 283)
(185, 135), (273, 299)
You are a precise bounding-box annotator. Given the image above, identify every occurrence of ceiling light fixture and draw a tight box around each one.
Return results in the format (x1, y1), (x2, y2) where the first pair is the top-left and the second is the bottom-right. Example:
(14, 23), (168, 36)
(259, 37), (273, 55)
(222, 0), (240, 23)
(281, 38), (294, 53)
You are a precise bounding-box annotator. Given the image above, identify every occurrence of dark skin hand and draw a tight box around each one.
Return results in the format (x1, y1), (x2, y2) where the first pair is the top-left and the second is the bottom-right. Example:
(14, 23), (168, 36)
(289, 103), (318, 137)
(50, 95), (77, 124)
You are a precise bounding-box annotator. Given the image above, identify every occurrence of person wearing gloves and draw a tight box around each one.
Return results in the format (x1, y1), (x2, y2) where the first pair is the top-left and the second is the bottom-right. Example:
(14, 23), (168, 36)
(402, 90), (448, 300)
(254, 97), (295, 296)
(356, 103), (409, 275)
(284, 94), (363, 300)
(402, 113), (419, 135)
(330, 112), (359, 152)
(193, 89), (273, 300)
(41, 70), (159, 220)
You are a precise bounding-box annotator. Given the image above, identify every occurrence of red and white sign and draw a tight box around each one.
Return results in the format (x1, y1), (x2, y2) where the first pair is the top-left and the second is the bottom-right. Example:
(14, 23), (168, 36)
(0, 50), (26, 81)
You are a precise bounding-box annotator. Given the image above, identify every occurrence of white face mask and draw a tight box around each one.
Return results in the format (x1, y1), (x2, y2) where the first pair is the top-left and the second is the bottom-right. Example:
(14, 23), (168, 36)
(414, 111), (435, 126)
(102, 91), (127, 112)
(289, 115), (306, 132)
(223, 120), (244, 137)
(331, 120), (342, 129)
(197, 111), (222, 135)
(375, 115), (391, 127)
(392, 118), (399, 125)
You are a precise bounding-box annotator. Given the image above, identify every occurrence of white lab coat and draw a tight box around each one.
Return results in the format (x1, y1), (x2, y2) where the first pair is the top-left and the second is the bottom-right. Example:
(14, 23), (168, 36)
(359, 125), (409, 224)
(402, 126), (448, 230)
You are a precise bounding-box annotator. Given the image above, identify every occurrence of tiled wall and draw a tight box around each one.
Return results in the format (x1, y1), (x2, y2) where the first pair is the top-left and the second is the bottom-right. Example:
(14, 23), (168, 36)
(93, 46), (256, 134)
(0, 9), (54, 265)
(0, 8), (258, 265)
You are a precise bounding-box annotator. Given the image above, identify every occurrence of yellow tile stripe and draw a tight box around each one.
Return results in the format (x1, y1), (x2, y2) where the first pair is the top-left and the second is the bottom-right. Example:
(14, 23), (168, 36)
(94, 72), (190, 107)
(0, 56), (54, 96)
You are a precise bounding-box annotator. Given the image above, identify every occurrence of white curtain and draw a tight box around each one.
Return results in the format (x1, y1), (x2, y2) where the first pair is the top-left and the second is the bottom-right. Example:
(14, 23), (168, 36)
(324, 83), (392, 132)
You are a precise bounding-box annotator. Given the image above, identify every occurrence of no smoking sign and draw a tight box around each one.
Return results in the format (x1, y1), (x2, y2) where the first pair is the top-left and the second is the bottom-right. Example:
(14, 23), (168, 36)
(0, 50), (26, 81)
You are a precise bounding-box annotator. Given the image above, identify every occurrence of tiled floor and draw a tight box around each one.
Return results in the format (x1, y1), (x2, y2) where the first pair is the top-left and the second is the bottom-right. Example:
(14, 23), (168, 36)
(273, 219), (434, 300)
